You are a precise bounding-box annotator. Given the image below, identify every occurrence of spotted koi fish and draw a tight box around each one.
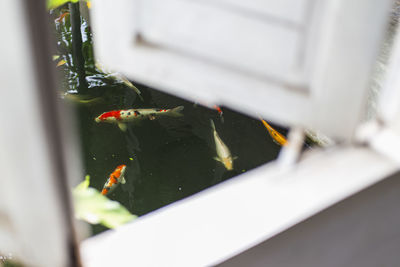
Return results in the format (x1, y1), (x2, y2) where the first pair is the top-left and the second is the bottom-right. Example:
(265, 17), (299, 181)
(101, 165), (127, 195)
(260, 119), (288, 146)
(210, 119), (236, 170)
(95, 106), (184, 131)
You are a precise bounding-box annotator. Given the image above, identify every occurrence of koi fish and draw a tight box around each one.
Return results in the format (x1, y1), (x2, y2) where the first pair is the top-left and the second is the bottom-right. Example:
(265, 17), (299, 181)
(193, 102), (225, 122)
(260, 119), (288, 146)
(213, 105), (224, 123)
(55, 11), (70, 23)
(52, 55), (67, 67)
(56, 59), (67, 67)
(95, 106), (184, 131)
(101, 164), (127, 195)
(59, 92), (103, 105)
(95, 62), (144, 101)
(210, 119), (236, 170)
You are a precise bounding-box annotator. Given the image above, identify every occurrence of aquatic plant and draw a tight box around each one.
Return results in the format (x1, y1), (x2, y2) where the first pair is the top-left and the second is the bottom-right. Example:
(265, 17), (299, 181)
(73, 175), (137, 229)
(47, 0), (90, 10)
(47, 0), (78, 10)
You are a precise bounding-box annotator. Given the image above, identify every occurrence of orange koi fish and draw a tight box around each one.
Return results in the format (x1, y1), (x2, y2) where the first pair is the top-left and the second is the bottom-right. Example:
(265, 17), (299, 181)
(55, 11), (70, 23)
(56, 59), (67, 67)
(95, 106), (184, 131)
(101, 165), (127, 195)
(260, 119), (288, 146)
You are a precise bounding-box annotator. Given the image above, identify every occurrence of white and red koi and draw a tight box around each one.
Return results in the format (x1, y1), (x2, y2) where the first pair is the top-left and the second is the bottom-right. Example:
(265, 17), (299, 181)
(101, 164), (127, 195)
(95, 106), (184, 131)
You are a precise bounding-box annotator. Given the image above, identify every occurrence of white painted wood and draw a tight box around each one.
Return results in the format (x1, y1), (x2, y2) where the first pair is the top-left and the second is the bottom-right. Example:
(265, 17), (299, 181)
(277, 127), (305, 168)
(86, 2), (400, 266)
(91, 0), (391, 140)
(0, 1), (73, 266)
(356, 120), (400, 165)
(219, 172), (400, 267)
(140, 0), (302, 81)
(196, 0), (309, 25)
(80, 147), (399, 267)
(309, 0), (392, 140)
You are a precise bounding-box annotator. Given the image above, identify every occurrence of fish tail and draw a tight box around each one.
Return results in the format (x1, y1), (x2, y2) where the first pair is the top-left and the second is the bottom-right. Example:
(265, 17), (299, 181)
(130, 84), (144, 102)
(101, 188), (109, 195)
(260, 118), (272, 131)
(137, 93), (144, 102)
(168, 106), (184, 117)
(210, 119), (216, 131)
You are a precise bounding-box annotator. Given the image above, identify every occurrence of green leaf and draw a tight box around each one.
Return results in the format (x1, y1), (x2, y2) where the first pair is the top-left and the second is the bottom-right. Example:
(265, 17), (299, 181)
(73, 176), (137, 229)
(47, 0), (79, 10)
(74, 175), (90, 191)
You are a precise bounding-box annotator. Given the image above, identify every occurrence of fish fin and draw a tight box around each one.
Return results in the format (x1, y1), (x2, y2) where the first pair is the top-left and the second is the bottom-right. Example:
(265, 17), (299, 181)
(210, 119), (216, 131)
(129, 84), (144, 102)
(272, 139), (282, 146)
(168, 106), (184, 117)
(118, 76), (144, 101)
(137, 93), (144, 102)
(120, 177), (126, 184)
(119, 75), (134, 88)
(118, 122), (127, 131)
(213, 156), (221, 162)
(106, 186), (117, 195)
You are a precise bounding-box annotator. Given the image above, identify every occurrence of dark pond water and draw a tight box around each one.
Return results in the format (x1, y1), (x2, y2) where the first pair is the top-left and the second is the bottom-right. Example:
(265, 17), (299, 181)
(50, 4), (285, 235)
(75, 83), (284, 234)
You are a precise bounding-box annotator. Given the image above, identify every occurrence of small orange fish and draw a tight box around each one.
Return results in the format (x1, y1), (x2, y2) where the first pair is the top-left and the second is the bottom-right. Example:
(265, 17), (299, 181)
(213, 105), (224, 122)
(260, 119), (288, 146)
(101, 165), (127, 195)
(56, 59), (67, 67)
(55, 11), (70, 23)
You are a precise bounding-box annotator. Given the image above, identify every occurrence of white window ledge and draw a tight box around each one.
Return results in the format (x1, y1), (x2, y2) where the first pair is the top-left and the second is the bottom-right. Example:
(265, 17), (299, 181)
(80, 146), (398, 267)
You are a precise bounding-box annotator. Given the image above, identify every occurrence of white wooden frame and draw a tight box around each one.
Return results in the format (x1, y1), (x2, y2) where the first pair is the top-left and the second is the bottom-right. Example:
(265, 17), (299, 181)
(81, 0), (400, 266)
(81, 147), (399, 267)
(2, 0), (400, 266)
(91, 0), (391, 140)
(0, 1), (82, 266)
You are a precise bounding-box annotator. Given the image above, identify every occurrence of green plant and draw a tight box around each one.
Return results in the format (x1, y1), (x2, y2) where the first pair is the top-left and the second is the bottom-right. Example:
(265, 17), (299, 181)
(73, 176), (137, 229)
(47, 0), (79, 10)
